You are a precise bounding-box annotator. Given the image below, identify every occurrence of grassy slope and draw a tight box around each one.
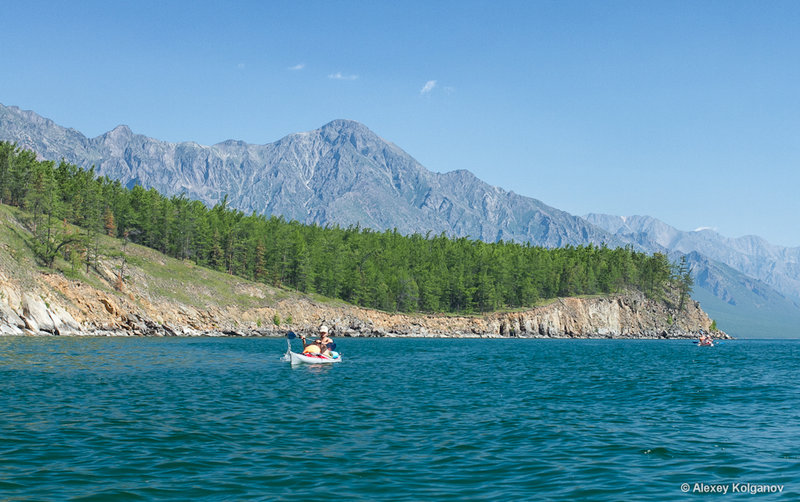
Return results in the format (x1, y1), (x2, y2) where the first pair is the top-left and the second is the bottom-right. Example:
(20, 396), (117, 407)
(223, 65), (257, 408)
(0, 203), (318, 317)
(0, 204), (43, 289)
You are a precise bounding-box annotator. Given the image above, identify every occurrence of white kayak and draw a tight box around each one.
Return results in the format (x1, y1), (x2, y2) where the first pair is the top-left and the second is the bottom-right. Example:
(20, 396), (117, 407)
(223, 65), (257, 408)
(285, 350), (342, 365)
(282, 331), (342, 365)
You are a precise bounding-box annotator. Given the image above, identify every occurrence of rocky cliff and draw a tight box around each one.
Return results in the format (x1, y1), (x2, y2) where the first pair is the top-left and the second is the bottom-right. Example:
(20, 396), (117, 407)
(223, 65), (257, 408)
(0, 269), (722, 339)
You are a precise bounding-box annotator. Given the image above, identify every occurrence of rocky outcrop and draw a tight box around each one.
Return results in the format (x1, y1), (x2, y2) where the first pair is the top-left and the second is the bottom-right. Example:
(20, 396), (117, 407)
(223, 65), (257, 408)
(1, 291), (82, 336)
(490, 295), (716, 338)
(282, 292), (724, 339)
(0, 300), (26, 335)
(0, 273), (728, 339)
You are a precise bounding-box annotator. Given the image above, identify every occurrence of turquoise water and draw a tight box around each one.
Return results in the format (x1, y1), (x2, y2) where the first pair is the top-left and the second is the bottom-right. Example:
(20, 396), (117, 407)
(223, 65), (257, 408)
(1, 337), (798, 500)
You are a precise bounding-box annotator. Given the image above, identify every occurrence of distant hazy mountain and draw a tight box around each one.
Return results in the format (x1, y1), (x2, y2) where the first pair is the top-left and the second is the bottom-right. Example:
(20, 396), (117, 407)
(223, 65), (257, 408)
(685, 252), (800, 338)
(585, 214), (800, 303)
(586, 214), (800, 337)
(0, 103), (616, 248)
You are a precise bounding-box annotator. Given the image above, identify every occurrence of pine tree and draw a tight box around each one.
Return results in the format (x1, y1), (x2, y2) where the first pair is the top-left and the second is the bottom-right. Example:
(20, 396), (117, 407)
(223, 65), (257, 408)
(104, 207), (116, 236)
(0, 142), (14, 205)
(675, 255), (694, 310)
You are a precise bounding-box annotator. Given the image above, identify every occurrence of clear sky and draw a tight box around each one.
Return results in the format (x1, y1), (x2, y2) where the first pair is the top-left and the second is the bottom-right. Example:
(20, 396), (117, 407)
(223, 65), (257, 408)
(2, 0), (799, 246)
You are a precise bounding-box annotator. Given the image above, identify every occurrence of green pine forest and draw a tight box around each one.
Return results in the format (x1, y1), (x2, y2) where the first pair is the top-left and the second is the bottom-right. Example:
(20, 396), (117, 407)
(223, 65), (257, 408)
(0, 141), (692, 314)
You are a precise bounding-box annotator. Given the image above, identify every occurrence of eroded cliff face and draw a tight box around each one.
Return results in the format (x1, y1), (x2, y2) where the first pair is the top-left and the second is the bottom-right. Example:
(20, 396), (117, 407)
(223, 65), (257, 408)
(282, 293), (721, 339)
(0, 258), (727, 339)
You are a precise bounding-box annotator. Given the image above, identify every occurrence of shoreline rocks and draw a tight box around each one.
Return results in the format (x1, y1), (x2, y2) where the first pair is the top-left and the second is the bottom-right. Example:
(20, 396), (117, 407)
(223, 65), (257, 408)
(0, 287), (730, 340)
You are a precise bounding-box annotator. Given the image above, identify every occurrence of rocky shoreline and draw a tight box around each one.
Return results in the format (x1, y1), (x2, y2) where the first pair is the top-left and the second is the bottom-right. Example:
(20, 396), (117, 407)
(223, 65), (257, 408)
(1, 275), (729, 340)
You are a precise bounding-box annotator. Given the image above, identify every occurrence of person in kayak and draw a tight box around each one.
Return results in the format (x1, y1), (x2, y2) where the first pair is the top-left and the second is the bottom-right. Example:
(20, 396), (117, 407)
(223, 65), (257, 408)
(301, 325), (334, 356)
(698, 332), (713, 346)
(315, 325), (334, 356)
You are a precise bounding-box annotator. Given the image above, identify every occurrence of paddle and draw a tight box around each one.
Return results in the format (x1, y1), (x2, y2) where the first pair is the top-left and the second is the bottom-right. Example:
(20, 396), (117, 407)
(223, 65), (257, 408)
(287, 331), (336, 352)
(282, 331), (297, 360)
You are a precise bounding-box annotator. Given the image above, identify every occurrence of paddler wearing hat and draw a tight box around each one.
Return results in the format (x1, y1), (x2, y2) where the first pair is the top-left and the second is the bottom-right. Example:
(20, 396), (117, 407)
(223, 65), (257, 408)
(301, 325), (334, 356)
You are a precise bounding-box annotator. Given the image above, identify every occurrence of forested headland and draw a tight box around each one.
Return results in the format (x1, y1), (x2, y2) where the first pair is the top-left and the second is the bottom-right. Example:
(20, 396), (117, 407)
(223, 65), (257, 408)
(0, 141), (692, 314)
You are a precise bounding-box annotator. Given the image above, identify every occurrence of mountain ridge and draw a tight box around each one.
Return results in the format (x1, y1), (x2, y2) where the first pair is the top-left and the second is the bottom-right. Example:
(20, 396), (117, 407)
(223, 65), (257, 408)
(0, 103), (618, 248)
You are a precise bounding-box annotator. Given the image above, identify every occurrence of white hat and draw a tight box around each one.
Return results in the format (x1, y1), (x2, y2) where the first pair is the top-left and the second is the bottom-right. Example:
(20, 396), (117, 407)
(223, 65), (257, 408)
(319, 325), (329, 333)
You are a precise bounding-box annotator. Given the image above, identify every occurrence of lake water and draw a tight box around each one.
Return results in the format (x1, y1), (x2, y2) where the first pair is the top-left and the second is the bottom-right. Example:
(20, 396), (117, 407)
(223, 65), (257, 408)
(1, 337), (798, 500)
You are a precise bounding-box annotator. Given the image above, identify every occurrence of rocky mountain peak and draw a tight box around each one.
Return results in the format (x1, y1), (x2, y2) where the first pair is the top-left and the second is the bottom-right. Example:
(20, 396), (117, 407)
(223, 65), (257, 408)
(315, 119), (387, 150)
(319, 118), (372, 134)
(105, 124), (133, 139)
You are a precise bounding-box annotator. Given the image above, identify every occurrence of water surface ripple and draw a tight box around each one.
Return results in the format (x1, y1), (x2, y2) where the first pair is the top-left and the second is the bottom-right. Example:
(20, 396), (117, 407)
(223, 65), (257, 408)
(1, 338), (798, 500)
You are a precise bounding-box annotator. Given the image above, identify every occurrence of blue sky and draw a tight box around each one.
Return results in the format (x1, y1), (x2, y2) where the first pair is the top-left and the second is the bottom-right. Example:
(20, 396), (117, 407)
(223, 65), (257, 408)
(2, 0), (799, 246)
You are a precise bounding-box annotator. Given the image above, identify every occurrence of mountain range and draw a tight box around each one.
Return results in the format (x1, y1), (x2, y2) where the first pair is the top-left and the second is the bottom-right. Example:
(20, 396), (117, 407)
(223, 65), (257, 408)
(0, 104), (613, 248)
(1, 102), (798, 338)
